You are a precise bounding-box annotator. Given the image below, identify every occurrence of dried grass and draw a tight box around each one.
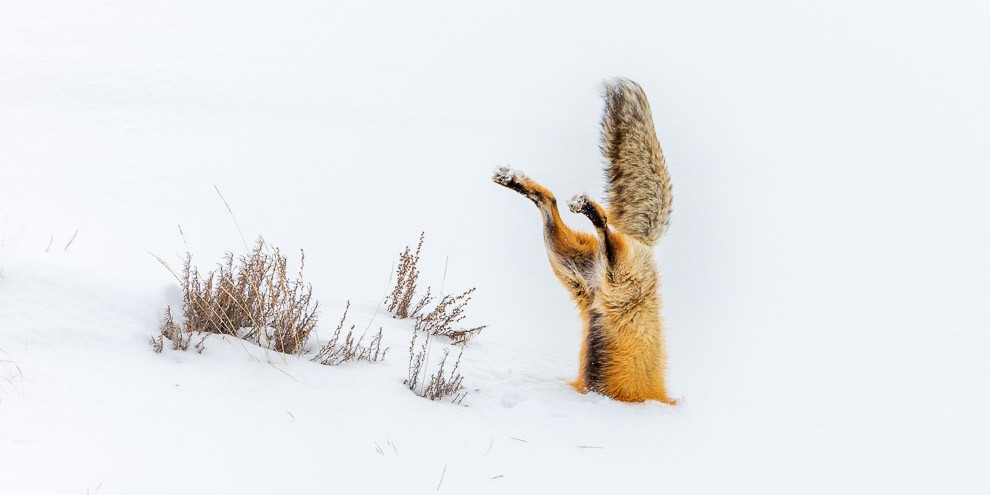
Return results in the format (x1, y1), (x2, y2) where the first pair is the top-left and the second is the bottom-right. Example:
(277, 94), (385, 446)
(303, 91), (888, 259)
(414, 288), (487, 345)
(154, 237), (319, 355)
(152, 307), (204, 353)
(386, 233), (483, 402)
(405, 328), (466, 404)
(312, 301), (388, 366)
(385, 233), (424, 319)
(387, 234), (486, 344)
(0, 347), (24, 397)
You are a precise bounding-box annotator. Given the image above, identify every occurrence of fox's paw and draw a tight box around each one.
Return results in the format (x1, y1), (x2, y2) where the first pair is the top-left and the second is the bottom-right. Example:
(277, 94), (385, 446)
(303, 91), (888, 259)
(493, 166), (540, 201)
(492, 166), (525, 186)
(567, 194), (590, 214)
(569, 193), (607, 228)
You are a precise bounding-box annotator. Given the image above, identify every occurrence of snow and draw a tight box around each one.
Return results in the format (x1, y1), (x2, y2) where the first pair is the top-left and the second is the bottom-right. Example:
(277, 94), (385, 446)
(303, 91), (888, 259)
(2, 0), (989, 493)
(567, 194), (590, 213)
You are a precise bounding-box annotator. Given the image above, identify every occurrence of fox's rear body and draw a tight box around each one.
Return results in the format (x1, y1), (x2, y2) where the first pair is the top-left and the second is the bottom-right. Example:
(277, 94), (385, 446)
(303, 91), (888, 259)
(493, 78), (674, 404)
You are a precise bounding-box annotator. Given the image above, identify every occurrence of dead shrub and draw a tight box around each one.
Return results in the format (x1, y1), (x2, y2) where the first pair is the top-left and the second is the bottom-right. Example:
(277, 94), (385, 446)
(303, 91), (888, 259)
(387, 234), (486, 344)
(414, 288), (487, 345)
(386, 233), (483, 402)
(153, 307), (205, 354)
(405, 328), (466, 404)
(154, 237), (319, 355)
(151, 334), (164, 353)
(312, 301), (388, 365)
(385, 233), (424, 318)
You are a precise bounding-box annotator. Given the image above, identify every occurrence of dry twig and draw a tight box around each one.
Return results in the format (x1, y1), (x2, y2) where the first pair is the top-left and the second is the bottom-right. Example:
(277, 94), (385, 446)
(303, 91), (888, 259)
(414, 287), (486, 345)
(311, 301), (388, 365)
(385, 233), (424, 318)
(406, 328), (466, 403)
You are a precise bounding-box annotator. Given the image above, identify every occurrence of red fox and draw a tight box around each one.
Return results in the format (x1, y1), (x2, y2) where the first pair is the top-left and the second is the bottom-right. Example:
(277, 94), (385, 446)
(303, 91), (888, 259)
(493, 78), (675, 404)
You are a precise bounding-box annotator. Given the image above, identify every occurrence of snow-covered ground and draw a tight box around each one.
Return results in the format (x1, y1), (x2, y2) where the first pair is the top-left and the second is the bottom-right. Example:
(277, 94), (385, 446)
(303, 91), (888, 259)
(2, 1), (988, 493)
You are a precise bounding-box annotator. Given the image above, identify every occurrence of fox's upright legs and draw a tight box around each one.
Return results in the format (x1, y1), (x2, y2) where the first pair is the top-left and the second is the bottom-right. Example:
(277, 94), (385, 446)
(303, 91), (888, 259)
(493, 168), (605, 394)
(489, 79), (675, 405)
(492, 168), (599, 306)
(568, 194), (624, 269)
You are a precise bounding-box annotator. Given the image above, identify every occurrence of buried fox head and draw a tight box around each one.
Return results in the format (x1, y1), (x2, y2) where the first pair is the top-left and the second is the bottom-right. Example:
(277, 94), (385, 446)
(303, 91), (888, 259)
(493, 79), (675, 404)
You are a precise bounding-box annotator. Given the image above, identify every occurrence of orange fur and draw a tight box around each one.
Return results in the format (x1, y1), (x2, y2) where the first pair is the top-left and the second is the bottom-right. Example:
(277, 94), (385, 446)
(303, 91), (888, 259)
(493, 79), (675, 404)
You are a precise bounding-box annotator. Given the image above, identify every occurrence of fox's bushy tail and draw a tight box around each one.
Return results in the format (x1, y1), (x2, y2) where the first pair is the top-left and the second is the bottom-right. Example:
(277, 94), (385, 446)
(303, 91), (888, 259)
(600, 78), (672, 246)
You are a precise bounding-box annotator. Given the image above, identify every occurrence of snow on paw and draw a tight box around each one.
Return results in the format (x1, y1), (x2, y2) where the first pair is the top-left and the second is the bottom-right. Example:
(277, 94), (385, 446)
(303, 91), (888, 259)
(567, 193), (590, 214)
(492, 166), (524, 186)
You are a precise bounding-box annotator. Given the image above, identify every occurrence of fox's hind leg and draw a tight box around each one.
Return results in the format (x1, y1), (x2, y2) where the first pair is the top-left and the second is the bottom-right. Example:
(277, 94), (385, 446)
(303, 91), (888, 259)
(567, 193), (625, 269)
(493, 168), (603, 394)
(492, 168), (599, 393)
(492, 168), (599, 304)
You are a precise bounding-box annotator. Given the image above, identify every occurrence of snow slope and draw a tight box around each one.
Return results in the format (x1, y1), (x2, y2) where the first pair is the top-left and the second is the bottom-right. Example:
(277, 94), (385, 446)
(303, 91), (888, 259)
(2, 0), (989, 493)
